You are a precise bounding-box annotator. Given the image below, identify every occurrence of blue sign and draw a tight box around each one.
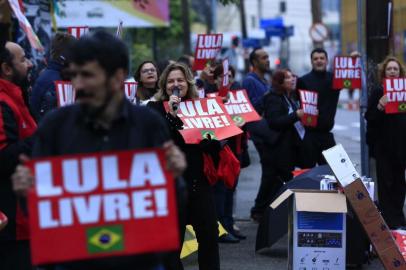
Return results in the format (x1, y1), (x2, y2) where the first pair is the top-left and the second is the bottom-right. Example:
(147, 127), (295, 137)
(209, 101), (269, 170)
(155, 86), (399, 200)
(242, 38), (270, 48)
(265, 25), (294, 38)
(260, 17), (284, 29)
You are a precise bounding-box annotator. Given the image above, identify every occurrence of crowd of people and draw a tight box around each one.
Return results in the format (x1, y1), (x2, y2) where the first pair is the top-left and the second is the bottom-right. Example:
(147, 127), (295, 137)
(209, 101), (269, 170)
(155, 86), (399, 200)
(0, 29), (405, 270)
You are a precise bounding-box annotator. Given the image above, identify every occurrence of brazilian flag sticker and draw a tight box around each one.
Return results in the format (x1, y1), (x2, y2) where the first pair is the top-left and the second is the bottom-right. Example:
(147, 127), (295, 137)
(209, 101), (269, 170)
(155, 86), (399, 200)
(398, 103), (406, 112)
(201, 130), (216, 140)
(343, 79), (352, 88)
(87, 225), (124, 254)
(306, 116), (313, 124)
(232, 115), (245, 126)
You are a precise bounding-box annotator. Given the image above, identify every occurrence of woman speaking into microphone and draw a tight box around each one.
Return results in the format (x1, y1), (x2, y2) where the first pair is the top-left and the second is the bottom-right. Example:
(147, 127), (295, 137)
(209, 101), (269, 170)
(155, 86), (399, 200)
(148, 63), (220, 270)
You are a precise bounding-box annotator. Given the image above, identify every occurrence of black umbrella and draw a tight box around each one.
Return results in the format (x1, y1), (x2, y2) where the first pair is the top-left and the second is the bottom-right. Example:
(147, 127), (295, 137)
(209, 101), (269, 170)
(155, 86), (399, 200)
(255, 165), (333, 251)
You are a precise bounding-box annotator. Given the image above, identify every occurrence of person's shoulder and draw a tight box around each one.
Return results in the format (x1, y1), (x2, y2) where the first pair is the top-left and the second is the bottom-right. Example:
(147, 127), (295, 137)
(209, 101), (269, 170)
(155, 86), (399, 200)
(37, 104), (79, 130)
(299, 71), (312, 80)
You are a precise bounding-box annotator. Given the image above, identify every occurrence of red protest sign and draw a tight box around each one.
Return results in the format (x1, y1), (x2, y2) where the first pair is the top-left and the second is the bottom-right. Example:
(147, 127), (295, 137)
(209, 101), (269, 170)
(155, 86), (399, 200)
(207, 90), (261, 125)
(193, 34), (223, 71)
(299, 89), (318, 127)
(165, 97), (242, 144)
(383, 78), (406, 114)
(333, 56), (361, 90)
(55, 81), (75, 107)
(392, 230), (406, 260)
(27, 149), (179, 265)
(68, 26), (89, 39)
(124, 82), (138, 103)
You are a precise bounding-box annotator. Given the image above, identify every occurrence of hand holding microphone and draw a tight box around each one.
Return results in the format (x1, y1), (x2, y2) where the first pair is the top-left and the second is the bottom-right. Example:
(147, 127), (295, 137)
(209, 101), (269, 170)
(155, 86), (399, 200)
(169, 86), (181, 116)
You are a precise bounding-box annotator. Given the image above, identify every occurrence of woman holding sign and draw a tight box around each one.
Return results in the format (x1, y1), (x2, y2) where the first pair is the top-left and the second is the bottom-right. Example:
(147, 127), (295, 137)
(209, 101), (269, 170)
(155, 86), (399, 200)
(365, 56), (406, 229)
(148, 63), (220, 270)
(252, 69), (305, 214)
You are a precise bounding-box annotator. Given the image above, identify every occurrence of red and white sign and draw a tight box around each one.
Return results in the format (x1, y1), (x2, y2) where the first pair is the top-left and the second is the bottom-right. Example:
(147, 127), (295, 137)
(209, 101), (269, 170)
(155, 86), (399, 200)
(207, 90), (261, 125)
(124, 82), (138, 103)
(218, 58), (229, 97)
(383, 78), (406, 114)
(392, 230), (406, 260)
(165, 98), (242, 144)
(299, 89), (318, 127)
(192, 34), (223, 71)
(333, 56), (362, 89)
(55, 81), (75, 107)
(68, 26), (89, 39)
(27, 149), (179, 265)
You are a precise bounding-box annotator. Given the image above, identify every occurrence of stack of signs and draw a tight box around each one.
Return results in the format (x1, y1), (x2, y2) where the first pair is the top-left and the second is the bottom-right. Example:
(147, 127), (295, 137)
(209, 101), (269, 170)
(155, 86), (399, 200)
(68, 26), (89, 39)
(383, 78), (406, 114)
(164, 97), (242, 144)
(207, 90), (261, 126)
(192, 34), (223, 71)
(323, 144), (406, 270)
(299, 89), (318, 127)
(54, 81), (75, 107)
(333, 56), (362, 89)
(27, 149), (179, 265)
(124, 82), (138, 103)
(218, 58), (229, 97)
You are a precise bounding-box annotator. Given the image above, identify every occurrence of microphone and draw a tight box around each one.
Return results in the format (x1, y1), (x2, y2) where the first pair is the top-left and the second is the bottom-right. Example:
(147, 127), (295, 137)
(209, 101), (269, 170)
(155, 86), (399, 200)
(172, 86), (180, 111)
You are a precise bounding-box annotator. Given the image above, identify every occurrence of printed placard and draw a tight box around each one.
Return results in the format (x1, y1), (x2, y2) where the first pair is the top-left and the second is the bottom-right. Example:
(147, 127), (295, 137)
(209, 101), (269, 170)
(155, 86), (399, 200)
(192, 34), (223, 71)
(27, 149), (179, 265)
(207, 89), (261, 125)
(164, 97), (242, 144)
(68, 26), (89, 39)
(55, 81), (75, 107)
(299, 89), (318, 127)
(124, 82), (138, 103)
(333, 56), (362, 89)
(383, 78), (406, 114)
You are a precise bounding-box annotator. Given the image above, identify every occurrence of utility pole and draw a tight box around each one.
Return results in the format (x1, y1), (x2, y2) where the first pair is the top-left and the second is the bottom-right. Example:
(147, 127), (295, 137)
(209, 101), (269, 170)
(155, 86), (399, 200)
(181, 0), (192, 54)
(357, 0), (392, 176)
(239, 0), (249, 73)
(211, 0), (217, 33)
(311, 0), (323, 48)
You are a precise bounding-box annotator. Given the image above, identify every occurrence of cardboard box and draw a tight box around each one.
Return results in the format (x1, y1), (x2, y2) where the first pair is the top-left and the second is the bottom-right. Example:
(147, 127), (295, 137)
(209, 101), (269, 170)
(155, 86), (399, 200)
(271, 190), (347, 270)
(323, 145), (406, 270)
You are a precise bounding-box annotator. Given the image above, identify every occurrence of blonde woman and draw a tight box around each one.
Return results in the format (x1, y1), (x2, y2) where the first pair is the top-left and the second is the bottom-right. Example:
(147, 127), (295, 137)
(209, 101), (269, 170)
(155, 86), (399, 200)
(365, 56), (406, 229)
(148, 63), (220, 270)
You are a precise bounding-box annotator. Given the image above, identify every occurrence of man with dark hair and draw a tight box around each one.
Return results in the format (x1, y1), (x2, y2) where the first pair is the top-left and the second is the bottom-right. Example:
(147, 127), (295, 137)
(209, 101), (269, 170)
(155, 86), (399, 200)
(0, 40), (36, 270)
(12, 31), (186, 270)
(242, 48), (276, 221)
(30, 32), (76, 121)
(296, 48), (340, 167)
(244, 47), (270, 113)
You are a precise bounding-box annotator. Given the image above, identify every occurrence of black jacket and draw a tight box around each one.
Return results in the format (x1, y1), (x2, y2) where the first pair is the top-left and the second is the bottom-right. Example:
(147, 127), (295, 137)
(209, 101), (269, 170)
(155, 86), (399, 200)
(32, 99), (171, 270)
(262, 91), (301, 168)
(297, 70), (339, 132)
(365, 86), (406, 160)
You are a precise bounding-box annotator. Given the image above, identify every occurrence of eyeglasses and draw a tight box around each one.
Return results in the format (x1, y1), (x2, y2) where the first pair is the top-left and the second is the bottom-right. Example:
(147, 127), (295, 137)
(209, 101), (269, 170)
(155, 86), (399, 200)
(141, 68), (156, 74)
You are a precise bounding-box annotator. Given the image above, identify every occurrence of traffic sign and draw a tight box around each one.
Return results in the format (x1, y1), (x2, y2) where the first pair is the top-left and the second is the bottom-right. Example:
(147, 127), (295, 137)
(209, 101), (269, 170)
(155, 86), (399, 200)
(309, 23), (329, 42)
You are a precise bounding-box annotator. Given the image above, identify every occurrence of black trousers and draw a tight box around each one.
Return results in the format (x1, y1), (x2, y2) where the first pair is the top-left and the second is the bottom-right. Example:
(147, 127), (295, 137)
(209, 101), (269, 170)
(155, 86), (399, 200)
(300, 131), (336, 168)
(375, 151), (406, 229)
(0, 240), (35, 270)
(251, 141), (285, 214)
(166, 181), (220, 270)
(214, 180), (235, 232)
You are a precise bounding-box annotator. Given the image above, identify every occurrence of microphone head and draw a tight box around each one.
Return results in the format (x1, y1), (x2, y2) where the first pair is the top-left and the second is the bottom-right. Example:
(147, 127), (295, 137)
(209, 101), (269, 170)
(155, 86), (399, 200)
(172, 86), (180, 97)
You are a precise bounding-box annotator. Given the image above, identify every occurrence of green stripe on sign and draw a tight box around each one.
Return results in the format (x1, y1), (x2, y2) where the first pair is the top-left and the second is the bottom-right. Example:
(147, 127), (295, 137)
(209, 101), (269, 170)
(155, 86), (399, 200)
(87, 225), (124, 254)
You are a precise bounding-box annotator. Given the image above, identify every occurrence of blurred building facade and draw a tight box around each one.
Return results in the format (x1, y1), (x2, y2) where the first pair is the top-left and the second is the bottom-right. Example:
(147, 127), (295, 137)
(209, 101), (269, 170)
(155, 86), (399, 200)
(341, 0), (406, 64)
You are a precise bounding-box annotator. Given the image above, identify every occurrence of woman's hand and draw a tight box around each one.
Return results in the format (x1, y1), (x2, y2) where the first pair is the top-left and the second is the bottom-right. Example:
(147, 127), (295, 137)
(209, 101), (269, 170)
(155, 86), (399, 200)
(168, 95), (181, 116)
(296, 109), (304, 119)
(12, 155), (34, 197)
(377, 95), (388, 111)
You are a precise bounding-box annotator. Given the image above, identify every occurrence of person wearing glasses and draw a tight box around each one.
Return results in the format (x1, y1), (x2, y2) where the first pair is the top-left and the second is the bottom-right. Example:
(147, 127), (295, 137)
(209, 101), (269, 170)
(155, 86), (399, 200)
(133, 61), (159, 105)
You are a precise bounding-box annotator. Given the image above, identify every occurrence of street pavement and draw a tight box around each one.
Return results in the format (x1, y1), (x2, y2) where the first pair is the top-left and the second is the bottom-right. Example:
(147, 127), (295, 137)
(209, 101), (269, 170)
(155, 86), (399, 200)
(184, 106), (387, 269)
